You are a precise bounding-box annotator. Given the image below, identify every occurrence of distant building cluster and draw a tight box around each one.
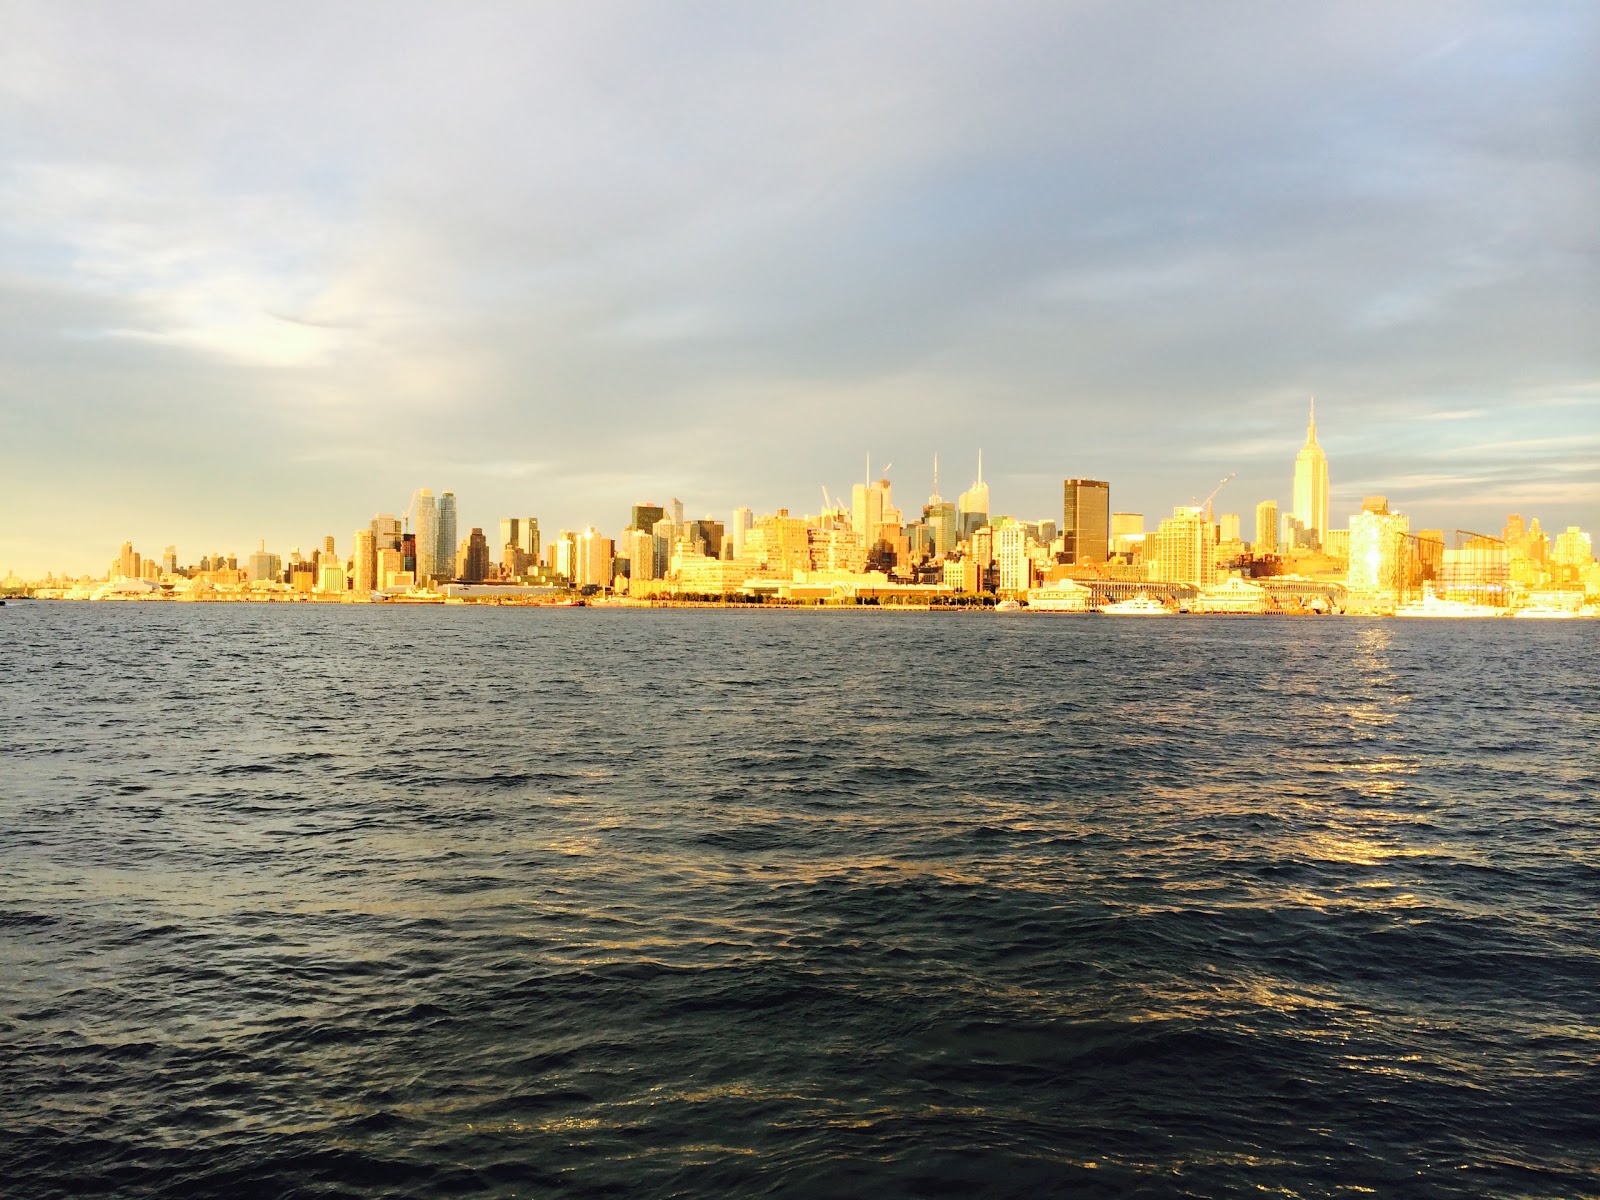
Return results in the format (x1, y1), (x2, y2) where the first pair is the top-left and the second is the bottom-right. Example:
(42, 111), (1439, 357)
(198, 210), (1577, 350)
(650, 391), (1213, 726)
(12, 400), (1597, 614)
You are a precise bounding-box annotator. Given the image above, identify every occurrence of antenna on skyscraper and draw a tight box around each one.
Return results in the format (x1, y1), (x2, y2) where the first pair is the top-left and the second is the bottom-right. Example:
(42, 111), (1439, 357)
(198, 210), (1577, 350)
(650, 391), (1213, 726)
(977, 449), (983, 485)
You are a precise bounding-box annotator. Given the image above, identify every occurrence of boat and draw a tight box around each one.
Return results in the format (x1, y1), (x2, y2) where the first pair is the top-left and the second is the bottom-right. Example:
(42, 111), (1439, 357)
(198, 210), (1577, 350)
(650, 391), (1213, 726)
(1100, 593), (1173, 616)
(1024, 580), (1095, 612)
(1512, 606), (1579, 619)
(994, 599), (1024, 612)
(1393, 593), (1507, 618)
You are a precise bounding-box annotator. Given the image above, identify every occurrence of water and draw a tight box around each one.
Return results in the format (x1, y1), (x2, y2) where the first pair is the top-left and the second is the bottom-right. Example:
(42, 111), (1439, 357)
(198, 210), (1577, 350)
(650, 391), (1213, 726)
(2, 603), (1597, 1199)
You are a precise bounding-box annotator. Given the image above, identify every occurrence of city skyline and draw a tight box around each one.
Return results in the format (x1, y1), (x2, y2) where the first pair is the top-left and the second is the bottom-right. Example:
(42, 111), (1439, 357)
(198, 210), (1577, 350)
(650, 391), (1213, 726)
(3, 4), (1597, 576)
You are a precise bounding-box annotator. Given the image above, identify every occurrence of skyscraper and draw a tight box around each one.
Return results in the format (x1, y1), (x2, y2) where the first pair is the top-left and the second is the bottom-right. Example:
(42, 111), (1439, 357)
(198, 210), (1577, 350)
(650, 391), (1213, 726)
(1061, 479), (1110, 563)
(437, 492), (458, 580)
(352, 529), (377, 592)
(1292, 399), (1330, 550)
(1254, 500), (1280, 554)
(731, 506), (753, 559)
(371, 514), (402, 551)
(456, 528), (490, 582)
(958, 451), (990, 542)
(1147, 506), (1214, 586)
(1347, 496), (1409, 597)
(630, 504), (664, 533)
(415, 490), (438, 581)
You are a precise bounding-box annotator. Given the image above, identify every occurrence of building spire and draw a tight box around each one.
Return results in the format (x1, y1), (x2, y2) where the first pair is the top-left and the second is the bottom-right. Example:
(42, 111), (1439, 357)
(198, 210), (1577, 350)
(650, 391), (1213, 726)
(1307, 395), (1317, 443)
(977, 448), (983, 485)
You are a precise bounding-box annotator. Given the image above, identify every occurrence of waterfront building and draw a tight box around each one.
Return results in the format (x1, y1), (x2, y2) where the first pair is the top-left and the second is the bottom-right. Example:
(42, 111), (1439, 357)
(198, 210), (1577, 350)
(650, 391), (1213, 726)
(415, 490), (439, 581)
(317, 562), (347, 595)
(1254, 500), (1279, 554)
(1347, 497), (1409, 599)
(1193, 576), (1270, 614)
(1061, 479), (1110, 563)
(1147, 506), (1214, 586)
(1292, 399), (1330, 549)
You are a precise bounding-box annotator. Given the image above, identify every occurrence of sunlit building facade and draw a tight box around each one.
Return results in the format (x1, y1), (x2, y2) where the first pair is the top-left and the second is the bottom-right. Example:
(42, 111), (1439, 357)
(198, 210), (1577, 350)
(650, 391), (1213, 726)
(1292, 400), (1330, 550)
(1061, 479), (1110, 564)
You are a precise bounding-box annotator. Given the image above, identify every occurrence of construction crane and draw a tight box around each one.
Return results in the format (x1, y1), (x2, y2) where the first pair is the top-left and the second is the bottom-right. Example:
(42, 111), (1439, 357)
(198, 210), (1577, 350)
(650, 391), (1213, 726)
(1193, 473), (1235, 522)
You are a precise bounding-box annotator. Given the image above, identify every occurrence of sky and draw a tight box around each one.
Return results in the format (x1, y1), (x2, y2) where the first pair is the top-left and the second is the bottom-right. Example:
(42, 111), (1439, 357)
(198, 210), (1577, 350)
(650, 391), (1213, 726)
(1, 1), (1596, 575)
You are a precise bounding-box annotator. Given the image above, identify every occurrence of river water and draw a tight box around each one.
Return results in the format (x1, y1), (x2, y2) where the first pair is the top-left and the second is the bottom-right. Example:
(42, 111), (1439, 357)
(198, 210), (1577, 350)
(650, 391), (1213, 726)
(2, 604), (1597, 1198)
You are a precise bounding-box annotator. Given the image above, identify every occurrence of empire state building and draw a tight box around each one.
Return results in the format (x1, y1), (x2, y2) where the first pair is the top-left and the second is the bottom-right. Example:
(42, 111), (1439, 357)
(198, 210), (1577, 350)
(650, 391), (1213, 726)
(1293, 399), (1329, 549)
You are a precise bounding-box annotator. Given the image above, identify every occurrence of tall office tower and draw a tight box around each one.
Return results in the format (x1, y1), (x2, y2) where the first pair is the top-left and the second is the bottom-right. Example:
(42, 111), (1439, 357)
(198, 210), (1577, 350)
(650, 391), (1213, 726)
(323, 535), (336, 557)
(1218, 513), (1242, 544)
(1061, 479), (1111, 563)
(456, 528), (490, 582)
(436, 492), (458, 579)
(1292, 398), (1330, 550)
(352, 529), (377, 592)
(371, 514), (402, 551)
(1504, 513), (1525, 544)
(1551, 526), (1594, 569)
(247, 540), (281, 583)
(1110, 512), (1144, 558)
(651, 516), (675, 578)
(622, 528), (656, 581)
(691, 519), (725, 558)
(631, 504), (665, 533)
(924, 498), (957, 559)
(1347, 497), (1409, 596)
(161, 546), (178, 575)
(1147, 506), (1213, 586)
(668, 498), (684, 528)
(1254, 500), (1280, 554)
(995, 524), (1030, 593)
(376, 547), (403, 589)
(117, 541), (136, 580)
(574, 528), (613, 588)
(415, 490), (438, 580)
(1416, 529), (1445, 581)
(958, 452), (990, 542)
(498, 517), (539, 558)
(731, 506), (753, 559)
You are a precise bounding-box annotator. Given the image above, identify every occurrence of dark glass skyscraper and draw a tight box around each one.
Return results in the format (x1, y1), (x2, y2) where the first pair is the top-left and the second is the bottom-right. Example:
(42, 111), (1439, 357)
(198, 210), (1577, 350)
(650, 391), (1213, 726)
(1062, 479), (1110, 563)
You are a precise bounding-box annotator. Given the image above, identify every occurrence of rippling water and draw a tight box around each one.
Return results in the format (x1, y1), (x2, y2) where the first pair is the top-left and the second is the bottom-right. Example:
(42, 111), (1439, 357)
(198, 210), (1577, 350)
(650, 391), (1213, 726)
(2, 603), (1598, 1198)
